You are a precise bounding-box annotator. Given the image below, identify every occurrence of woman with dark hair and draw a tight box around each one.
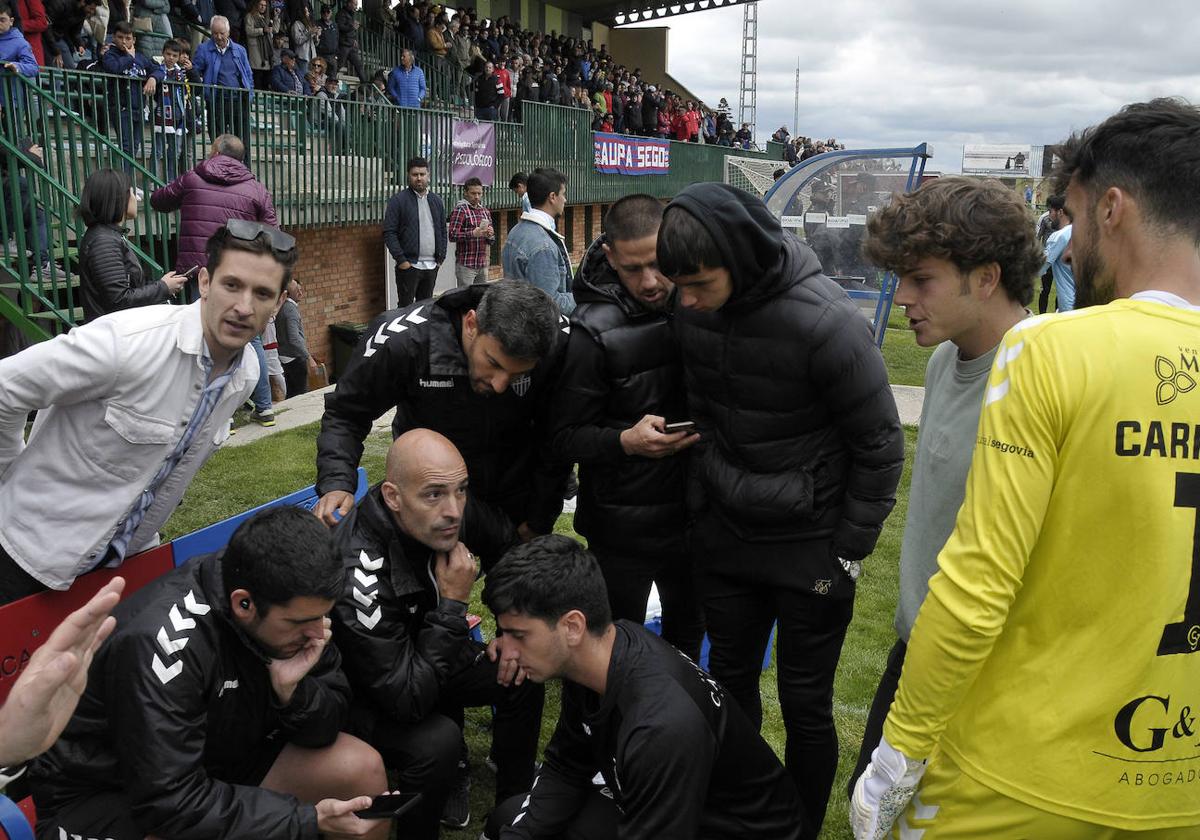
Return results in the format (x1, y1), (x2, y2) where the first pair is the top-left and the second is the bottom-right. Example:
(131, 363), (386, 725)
(78, 168), (185, 323)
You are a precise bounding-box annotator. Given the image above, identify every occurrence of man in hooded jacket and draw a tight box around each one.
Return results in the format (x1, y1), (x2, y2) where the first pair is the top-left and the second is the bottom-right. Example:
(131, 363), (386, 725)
(549, 194), (704, 660)
(658, 182), (904, 839)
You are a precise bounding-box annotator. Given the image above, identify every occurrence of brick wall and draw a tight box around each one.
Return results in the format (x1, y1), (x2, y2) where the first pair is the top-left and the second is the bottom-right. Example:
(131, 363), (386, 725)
(288, 203), (606, 367)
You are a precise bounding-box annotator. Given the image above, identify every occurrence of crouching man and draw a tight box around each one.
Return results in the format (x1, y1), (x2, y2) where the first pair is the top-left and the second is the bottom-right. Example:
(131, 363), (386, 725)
(481, 535), (806, 840)
(29, 507), (392, 840)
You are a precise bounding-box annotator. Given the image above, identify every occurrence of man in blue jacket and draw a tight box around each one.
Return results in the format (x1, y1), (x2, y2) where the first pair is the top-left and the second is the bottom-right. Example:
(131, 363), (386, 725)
(501, 168), (574, 315)
(0, 1), (37, 109)
(386, 48), (426, 109)
(100, 22), (164, 170)
(192, 15), (253, 161)
(270, 48), (311, 95)
(382, 156), (446, 306)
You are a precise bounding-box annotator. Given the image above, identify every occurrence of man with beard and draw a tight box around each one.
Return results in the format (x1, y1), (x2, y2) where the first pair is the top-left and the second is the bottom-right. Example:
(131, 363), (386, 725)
(314, 280), (569, 566)
(29, 507), (393, 840)
(549, 194), (703, 659)
(852, 98), (1200, 839)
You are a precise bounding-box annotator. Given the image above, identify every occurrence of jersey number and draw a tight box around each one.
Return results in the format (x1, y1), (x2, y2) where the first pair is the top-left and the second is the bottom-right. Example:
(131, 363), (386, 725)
(1158, 472), (1200, 656)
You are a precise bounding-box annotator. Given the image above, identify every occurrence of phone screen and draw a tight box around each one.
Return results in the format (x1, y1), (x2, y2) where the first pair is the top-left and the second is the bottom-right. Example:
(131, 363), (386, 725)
(354, 792), (423, 820)
(663, 420), (696, 433)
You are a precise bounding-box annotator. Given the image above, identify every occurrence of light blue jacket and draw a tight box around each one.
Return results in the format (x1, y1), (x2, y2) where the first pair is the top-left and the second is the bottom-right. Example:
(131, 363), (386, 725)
(1041, 224), (1075, 312)
(501, 211), (575, 315)
(192, 39), (254, 93)
(387, 64), (426, 108)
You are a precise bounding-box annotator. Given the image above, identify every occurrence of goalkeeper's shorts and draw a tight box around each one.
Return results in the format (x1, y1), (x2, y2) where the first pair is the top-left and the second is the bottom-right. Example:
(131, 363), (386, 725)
(890, 749), (1198, 839)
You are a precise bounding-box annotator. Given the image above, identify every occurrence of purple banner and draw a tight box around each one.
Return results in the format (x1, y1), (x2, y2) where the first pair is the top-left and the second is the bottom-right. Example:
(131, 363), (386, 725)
(452, 121), (496, 186)
(593, 132), (671, 176)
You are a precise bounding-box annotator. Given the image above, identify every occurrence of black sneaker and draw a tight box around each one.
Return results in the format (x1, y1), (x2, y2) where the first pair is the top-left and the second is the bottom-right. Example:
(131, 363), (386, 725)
(441, 761), (471, 829)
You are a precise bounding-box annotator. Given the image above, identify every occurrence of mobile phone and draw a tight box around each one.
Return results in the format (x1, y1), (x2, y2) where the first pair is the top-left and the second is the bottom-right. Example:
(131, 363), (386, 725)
(354, 792), (423, 820)
(182, 264), (200, 279)
(663, 420), (696, 433)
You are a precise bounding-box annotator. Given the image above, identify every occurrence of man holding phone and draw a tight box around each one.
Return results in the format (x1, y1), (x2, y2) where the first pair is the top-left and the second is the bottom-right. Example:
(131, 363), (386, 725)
(549, 194), (703, 659)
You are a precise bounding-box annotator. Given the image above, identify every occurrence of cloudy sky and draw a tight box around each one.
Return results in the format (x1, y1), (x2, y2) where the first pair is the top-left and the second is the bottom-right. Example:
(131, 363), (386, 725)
(626, 0), (1200, 172)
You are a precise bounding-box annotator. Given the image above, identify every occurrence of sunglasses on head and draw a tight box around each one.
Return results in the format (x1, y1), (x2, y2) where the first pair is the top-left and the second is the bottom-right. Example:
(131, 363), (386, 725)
(224, 219), (296, 253)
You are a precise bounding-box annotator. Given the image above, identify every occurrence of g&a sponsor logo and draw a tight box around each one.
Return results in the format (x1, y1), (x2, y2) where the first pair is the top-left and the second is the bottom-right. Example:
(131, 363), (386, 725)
(1102, 692), (1200, 789)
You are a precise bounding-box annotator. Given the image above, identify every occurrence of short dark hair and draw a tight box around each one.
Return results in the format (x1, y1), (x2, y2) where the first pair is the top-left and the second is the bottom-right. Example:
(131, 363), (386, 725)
(863, 176), (1039, 306)
(475, 279), (559, 361)
(1046, 194), (1066, 211)
(111, 20), (134, 35)
(657, 205), (725, 275)
(214, 133), (244, 159)
(1051, 97), (1200, 245)
(79, 168), (131, 227)
(221, 507), (344, 614)
(407, 156), (429, 172)
(483, 535), (611, 634)
(204, 224), (297, 292)
(0, 3), (16, 16)
(527, 167), (566, 207)
(162, 38), (183, 53)
(602, 193), (662, 243)
(463, 177), (483, 189)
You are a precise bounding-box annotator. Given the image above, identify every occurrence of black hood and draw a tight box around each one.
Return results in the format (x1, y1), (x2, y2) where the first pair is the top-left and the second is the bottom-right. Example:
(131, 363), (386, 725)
(667, 182), (820, 313)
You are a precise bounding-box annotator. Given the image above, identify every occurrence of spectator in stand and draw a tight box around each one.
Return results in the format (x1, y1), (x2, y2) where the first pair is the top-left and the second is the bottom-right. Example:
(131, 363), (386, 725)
(192, 15), (253, 163)
(1, 137), (53, 291)
(0, 221), (293, 603)
(43, 0), (98, 68)
(502, 167), (574, 315)
(495, 56), (513, 120)
(382, 156), (446, 306)
(771, 125), (790, 144)
(315, 76), (348, 153)
(335, 0), (365, 84)
(399, 1), (422, 48)
(625, 89), (643, 135)
(0, 1), (37, 111)
(386, 47), (425, 108)
(14, 0), (46, 65)
(270, 47), (310, 94)
(425, 13), (447, 57)
(100, 22), (162, 170)
(243, 0), (273, 90)
(655, 102), (670, 140)
(304, 54), (327, 93)
(290, 6), (319, 77)
(734, 122), (752, 149)
(78, 168), (186, 323)
(277, 278), (316, 397)
(509, 171), (531, 214)
(473, 59), (500, 120)
(314, 3), (337, 72)
(152, 38), (193, 182)
(448, 16), (469, 71)
(447, 176), (494, 287)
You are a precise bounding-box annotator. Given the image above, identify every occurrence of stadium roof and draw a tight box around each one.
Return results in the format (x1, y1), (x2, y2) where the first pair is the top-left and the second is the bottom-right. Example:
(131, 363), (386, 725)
(556, 0), (755, 27)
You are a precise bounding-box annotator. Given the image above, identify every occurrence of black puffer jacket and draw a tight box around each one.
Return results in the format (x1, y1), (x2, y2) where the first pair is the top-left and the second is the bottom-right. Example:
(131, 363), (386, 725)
(29, 554), (349, 840)
(669, 183), (903, 562)
(549, 236), (688, 554)
(78, 223), (170, 323)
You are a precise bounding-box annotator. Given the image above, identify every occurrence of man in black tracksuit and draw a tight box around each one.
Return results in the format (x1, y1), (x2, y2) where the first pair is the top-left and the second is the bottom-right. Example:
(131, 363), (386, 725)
(550, 194), (703, 659)
(482, 536), (805, 840)
(28, 508), (391, 840)
(659, 182), (904, 837)
(313, 280), (570, 565)
(331, 429), (544, 839)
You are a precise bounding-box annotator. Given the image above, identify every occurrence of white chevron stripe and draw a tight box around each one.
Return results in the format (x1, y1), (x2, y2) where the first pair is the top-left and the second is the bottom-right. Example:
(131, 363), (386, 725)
(152, 653), (184, 685)
(354, 568), (378, 588)
(352, 587), (376, 607)
(357, 606), (382, 629)
(359, 550), (384, 571)
(157, 625), (188, 656)
(183, 589), (210, 616)
(169, 604), (196, 633)
(405, 309), (427, 324)
(985, 379), (1011, 406)
(911, 792), (938, 821)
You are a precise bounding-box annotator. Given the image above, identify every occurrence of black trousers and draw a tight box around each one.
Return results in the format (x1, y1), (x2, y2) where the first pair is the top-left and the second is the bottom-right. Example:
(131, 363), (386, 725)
(588, 541), (704, 662)
(848, 637), (907, 798)
(0, 540), (48, 605)
(484, 790), (618, 840)
(1038, 268), (1056, 314)
(283, 357), (308, 398)
(352, 642), (545, 840)
(395, 265), (438, 307)
(699, 545), (853, 840)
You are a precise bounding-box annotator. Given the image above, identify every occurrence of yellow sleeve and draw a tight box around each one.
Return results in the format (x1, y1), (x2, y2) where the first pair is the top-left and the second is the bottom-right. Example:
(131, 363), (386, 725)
(884, 321), (1065, 758)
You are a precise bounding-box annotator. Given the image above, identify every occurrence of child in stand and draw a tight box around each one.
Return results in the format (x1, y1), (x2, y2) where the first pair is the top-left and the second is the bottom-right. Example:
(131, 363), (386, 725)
(153, 39), (192, 181)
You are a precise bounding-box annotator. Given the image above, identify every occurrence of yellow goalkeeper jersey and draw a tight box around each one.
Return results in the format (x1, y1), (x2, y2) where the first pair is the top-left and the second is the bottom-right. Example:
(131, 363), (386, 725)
(885, 296), (1200, 829)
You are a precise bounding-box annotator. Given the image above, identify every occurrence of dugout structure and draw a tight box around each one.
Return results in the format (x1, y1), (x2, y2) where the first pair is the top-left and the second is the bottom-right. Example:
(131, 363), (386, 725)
(760, 143), (932, 346)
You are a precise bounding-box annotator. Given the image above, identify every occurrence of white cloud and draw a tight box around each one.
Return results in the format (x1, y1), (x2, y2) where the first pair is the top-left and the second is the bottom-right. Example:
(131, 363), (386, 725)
(626, 0), (1200, 172)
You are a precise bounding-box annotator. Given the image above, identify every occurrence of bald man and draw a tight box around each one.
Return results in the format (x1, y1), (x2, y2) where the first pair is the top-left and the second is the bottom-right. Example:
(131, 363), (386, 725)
(330, 430), (544, 838)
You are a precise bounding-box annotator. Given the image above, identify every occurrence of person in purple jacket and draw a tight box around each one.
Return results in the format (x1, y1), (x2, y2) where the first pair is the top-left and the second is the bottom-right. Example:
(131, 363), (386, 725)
(151, 133), (280, 424)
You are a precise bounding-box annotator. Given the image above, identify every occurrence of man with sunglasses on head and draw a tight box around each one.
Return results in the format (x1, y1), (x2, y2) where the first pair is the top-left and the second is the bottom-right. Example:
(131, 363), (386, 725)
(0, 220), (295, 604)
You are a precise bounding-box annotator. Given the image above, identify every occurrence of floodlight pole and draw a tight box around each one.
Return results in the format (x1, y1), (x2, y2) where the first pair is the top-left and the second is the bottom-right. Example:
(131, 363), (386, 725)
(793, 58), (799, 137)
(738, 1), (758, 144)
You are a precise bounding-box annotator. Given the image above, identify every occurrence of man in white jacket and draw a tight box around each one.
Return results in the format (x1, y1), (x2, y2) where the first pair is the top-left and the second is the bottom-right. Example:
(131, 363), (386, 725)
(0, 220), (294, 603)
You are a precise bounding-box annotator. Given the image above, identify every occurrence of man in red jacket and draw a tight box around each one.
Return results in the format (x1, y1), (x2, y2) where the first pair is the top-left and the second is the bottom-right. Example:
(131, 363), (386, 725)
(15, 0), (46, 64)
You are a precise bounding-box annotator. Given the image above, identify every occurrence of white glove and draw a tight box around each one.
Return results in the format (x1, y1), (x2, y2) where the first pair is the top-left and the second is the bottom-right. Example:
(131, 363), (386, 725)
(849, 736), (927, 840)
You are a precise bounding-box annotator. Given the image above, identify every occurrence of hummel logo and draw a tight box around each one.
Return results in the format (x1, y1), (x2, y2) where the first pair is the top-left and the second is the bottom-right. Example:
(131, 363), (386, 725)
(1155, 355), (1196, 405)
(219, 679), (239, 697)
(419, 378), (455, 388)
(363, 308), (428, 358)
(559, 314), (570, 335)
